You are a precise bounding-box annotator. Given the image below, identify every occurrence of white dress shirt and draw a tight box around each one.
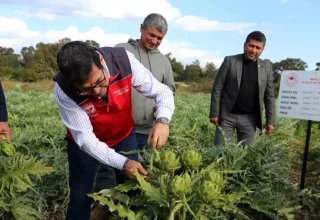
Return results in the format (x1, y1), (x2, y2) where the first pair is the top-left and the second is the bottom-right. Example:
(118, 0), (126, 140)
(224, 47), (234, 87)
(53, 50), (175, 170)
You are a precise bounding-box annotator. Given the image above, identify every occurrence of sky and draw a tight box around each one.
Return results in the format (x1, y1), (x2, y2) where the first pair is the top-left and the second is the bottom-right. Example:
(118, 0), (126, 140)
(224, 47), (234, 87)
(0, 0), (319, 70)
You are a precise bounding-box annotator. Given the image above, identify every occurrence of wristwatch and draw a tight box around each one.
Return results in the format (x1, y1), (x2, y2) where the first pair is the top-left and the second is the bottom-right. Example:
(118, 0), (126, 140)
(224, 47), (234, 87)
(122, 159), (130, 170)
(156, 117), (170, 125)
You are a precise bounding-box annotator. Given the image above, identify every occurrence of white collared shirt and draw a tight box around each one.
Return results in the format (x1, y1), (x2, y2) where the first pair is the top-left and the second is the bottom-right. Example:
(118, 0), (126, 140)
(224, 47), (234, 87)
(53, 50), (175, 170)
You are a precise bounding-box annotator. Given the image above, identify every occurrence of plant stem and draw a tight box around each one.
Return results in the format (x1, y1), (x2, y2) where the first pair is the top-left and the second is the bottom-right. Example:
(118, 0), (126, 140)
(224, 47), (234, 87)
(169, 202), (183, 220)
(196, 204), (205, 217)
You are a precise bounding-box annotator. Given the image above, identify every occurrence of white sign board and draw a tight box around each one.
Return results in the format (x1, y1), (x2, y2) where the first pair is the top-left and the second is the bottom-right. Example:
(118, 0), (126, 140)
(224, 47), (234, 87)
(277, 70), (320, 121)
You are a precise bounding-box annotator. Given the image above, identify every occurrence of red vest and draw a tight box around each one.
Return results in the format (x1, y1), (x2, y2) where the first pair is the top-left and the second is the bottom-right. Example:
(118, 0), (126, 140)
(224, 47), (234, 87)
(54, 47), (134, 147)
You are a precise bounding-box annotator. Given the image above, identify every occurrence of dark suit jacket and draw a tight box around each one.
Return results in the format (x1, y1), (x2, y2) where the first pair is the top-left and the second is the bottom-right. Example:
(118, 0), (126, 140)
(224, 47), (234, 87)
(0, 81), (8, 122)
(209, 53), (275, 129)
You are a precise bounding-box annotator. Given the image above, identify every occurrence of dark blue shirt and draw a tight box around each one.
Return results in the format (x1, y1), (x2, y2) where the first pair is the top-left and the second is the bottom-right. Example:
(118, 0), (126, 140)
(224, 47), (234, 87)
(0, 81), (8, 122)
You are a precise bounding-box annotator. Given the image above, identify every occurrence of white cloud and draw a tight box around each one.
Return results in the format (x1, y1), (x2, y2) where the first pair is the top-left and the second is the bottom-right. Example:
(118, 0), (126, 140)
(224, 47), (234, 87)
(237, 27), (274, 36)
(0, 17), (129, 53)
(7, 0), (181, 21)
(16, 9), (56, 21)
(42, 27), (130, 47)
(159, 39), (223, 68)
(0, 17), (40, 38)
(280, 0), (289, 4)
(0, 17), (41, 49)
(174, 15), (256, 31)
(0, 17), (223, 68)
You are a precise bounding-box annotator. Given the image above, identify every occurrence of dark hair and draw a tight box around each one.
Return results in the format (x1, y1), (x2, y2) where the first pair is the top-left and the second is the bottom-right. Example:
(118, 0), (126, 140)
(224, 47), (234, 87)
(245, 31), (266, 46)
(143, 13), (168, 33)
(57, 41), (103, 85)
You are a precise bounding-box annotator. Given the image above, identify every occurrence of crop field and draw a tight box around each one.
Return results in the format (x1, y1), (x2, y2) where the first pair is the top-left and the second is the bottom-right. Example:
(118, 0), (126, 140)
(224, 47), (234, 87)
(1, 86), (320, 220)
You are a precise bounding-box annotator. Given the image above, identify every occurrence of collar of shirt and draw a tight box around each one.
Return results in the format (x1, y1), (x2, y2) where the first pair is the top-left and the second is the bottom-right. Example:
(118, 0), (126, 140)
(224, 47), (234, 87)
(243, 54), (257, 65)
(96, 51), (110, 79)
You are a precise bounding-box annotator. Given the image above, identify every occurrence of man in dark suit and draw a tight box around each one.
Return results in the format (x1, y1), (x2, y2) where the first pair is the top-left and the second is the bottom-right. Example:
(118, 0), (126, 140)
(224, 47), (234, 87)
(0, 81), (11, 140)
(209, 31), (275, 146)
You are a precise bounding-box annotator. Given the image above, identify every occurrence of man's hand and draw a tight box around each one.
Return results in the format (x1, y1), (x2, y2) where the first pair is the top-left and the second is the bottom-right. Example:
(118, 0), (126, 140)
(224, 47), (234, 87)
(0, 122), (11, 140)
(210, 118), (219, 126)
(148, 123), (169, 149)
(124, 160), (148, 179)
(265, 125), (275, 135)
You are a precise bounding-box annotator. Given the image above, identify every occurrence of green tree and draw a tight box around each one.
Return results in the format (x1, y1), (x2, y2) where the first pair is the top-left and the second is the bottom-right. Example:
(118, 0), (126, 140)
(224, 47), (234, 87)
(0, 54), (21, 68)
(36, 42), (45, 49)
(86, 40), (100, 48)
(20, 46), (35, 67)
(25, 43), (59, 81)
(0, 47), (14, 56)
(184, 60), (202, 82)
(273, 58), (307, 71)
(0, 47), (24, 78)
(204, 62), (217, 79)
(165, 53), (184, 80)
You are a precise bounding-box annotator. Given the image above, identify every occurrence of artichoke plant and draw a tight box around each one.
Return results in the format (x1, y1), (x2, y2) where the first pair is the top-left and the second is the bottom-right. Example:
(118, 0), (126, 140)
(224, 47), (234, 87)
(180, 150), (202, 170)
(205, 172), (225, 188)
(155, 150), (181, 172)
(197, 180), (221, 204)
(0, 138), (15, 157)
(169, 175), (189, 197)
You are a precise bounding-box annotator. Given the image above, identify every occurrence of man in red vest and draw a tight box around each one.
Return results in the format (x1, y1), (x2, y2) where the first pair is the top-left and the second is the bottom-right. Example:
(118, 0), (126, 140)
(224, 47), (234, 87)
(53, 41), (175, 220)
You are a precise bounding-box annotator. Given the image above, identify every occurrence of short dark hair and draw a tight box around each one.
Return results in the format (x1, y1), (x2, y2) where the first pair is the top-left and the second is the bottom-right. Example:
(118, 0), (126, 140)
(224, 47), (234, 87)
(245, 31), (266, 46)
(57, 41), (103, 85)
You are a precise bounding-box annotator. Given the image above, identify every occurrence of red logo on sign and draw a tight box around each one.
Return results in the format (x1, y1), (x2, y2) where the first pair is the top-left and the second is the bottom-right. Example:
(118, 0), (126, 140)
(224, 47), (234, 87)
(284, 73), (299, 87)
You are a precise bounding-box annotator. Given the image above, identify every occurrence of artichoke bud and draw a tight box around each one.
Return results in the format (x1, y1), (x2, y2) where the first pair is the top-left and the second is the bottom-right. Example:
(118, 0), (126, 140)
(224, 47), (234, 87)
(0, 140), (15, 157)
(205, 172), (225, 188)
(180, 150), (202, 170)
(198, 180), (221, 203)
(170, 175), (188, 197)
(182, 173), (191, 188)
(159, 150), (180, 172)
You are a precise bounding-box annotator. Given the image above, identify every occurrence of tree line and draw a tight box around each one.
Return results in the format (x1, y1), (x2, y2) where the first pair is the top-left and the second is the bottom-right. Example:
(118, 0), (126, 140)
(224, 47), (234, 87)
(0, 38), (319, 98)
(0, 38), (99, 82)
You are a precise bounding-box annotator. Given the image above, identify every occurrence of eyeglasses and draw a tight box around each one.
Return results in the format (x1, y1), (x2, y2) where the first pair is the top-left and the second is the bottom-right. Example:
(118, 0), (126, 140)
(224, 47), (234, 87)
(78, 68), (107, 95)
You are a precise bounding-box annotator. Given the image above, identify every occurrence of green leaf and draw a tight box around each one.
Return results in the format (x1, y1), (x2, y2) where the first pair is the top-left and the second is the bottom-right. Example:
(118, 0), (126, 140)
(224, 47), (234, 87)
(11, 196), (41, 220)
(135, 172), (169, 207)
(112, 181), (140, 192)
(99, 188), (131, 204)
(89, 194), (136, 220)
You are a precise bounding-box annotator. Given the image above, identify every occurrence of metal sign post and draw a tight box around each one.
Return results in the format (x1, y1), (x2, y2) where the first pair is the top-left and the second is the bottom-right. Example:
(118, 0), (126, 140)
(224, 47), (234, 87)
(299, 120), (312, 190)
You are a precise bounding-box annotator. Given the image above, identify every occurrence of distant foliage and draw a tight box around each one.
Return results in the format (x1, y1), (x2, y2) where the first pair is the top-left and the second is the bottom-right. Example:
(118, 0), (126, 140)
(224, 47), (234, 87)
(0, 38), (99, 82)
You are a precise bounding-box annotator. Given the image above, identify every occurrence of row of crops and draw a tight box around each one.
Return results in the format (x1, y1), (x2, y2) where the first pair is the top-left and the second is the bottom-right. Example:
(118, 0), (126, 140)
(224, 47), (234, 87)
(0, 86), (320, 219)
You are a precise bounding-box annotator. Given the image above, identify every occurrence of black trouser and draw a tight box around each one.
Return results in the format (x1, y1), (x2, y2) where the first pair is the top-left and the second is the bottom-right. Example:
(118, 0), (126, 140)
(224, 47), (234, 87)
(94, 132), (149, 193)
(65, 129), (138, 220)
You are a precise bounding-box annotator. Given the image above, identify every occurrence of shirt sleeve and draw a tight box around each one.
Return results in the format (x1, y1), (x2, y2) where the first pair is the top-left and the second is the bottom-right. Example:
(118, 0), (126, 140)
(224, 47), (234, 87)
(0, 81), (8, 122)
(53, 83), (128, 170)
(126, 50), (175, 120)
